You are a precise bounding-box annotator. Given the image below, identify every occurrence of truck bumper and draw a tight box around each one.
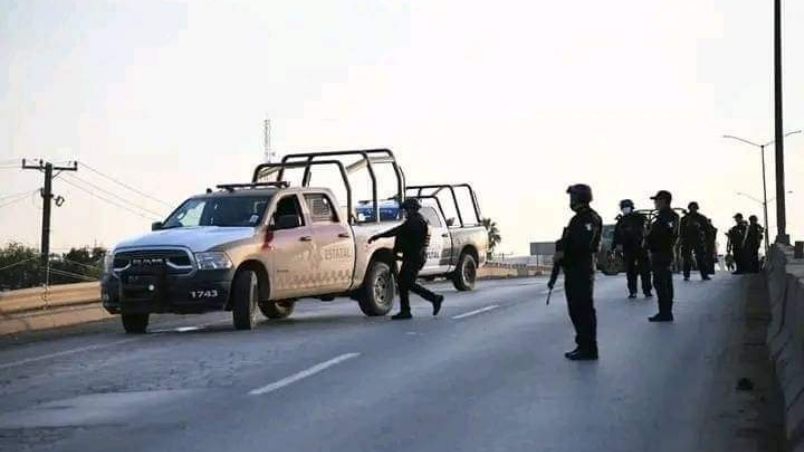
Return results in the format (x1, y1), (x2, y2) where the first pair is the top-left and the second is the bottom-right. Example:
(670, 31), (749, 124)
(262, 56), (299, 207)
(101, 269), (235, 315)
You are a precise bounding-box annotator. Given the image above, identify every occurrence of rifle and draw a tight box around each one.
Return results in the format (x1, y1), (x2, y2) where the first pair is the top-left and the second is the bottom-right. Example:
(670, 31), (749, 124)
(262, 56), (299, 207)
(546, 231), (566, 305)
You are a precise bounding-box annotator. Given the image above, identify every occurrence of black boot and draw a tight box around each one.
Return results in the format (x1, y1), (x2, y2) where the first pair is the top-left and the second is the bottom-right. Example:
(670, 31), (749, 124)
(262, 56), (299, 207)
(566, 347), (599, 361)
(628, 293), (637, 299)
(432, 294), (444, 316)
(648, 313), (674, 322)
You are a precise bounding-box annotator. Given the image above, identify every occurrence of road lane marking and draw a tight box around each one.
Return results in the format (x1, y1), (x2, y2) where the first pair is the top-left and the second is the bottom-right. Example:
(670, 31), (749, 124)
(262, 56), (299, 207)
(451, 304), (500, 320)
(248, 353), (361, 396)
(0, 338), (141, 371)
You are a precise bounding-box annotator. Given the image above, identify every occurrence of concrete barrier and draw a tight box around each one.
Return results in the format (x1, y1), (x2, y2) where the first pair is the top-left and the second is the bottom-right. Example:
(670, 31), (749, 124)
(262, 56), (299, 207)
(0, 265), (544, 336)
(0, 282), (108, 336)
(765, 245), (804, 451)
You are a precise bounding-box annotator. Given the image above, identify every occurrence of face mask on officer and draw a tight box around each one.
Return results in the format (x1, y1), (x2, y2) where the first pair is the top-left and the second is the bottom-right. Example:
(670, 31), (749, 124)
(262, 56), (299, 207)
(621, 207), (632, 215)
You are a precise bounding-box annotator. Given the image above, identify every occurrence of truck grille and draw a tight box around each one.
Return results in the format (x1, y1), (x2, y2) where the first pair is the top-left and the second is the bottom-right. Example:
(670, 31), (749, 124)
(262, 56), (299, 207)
(113, 249), (194, 275)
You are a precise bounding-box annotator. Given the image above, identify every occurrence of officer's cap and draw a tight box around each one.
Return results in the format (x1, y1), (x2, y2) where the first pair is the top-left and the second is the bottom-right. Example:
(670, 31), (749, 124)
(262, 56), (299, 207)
(734, 213), (744, 219)
(688, 201), (699, 210)
(566, 184), (593, 203)
(401, 198), (421, 211)
(619, 199), (634, 209)
(650, 190), (672, 202)
(749, 215), (758, 221)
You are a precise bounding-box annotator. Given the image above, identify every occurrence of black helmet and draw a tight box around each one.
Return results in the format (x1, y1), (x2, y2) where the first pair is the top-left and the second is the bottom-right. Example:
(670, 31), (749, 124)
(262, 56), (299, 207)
(619, 199), (634, 209)
(401, 198), (421, 211)
(734, 213), (743, 220)
(566, 184), (593, 204)
(688, 201), (699, 210)
(749, 215), (758, 222)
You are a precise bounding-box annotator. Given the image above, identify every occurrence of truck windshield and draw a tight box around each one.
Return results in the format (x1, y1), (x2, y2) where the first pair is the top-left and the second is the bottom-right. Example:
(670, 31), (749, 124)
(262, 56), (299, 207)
(163, 196), (272, 228)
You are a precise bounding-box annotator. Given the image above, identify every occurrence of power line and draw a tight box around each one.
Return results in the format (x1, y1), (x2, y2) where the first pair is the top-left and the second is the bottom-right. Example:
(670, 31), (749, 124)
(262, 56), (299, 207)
(0, 189), (39, 202)
(58, 176), (161, 221)
(79, 161), (172, 208)
(0, 256), (40, 273)
(0, 191), (37, 209)
(61, 173), (165, 218)
(48, 268), (98, 282)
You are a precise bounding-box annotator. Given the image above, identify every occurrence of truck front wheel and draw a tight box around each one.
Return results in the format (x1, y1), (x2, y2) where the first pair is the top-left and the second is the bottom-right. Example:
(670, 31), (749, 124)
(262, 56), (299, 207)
(258, 300), (295, 319)
(452, 252), (477, 292)
(358, 260), (395, 316)
(122, 313), (149, 334)
(232, 269), (260, 330)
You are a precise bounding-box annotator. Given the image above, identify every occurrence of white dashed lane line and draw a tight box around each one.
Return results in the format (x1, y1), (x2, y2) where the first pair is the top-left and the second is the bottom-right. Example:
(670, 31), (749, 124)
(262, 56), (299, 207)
(248, 353), (361, 396)
(451, 305), (500, 320)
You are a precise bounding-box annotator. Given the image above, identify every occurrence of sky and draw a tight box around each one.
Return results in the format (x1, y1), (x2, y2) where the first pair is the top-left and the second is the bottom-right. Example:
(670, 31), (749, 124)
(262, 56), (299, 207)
(1, 0), (803, 255)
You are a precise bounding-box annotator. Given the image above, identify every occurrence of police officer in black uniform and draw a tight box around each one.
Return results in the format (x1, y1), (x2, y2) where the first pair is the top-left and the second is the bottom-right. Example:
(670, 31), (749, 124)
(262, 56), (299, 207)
(679, 201), (711, 282)
(727, 213), (748, 275)
(556, 184), (602, 361)
(611, 199), (652, 299)
(745, 215), (764, 273)
(646, 190), (679, 322)
(369, 198), (444, 320)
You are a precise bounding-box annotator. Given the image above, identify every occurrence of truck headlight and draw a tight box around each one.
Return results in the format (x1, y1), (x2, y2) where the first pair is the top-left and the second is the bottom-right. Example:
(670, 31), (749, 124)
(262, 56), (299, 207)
(195, 252), (233, 270)
(103, 253), (115, 273)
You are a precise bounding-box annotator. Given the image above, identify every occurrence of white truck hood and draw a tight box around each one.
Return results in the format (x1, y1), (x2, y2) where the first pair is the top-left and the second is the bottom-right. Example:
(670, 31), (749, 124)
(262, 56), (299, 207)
(113, 227), (256, 253)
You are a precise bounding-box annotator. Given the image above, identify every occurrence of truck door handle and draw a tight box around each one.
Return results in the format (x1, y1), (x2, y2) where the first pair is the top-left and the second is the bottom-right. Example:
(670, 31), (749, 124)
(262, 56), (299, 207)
(441, 233), (449, 238)
(300, 236), (313, 242)
(338, 233), (351, 238)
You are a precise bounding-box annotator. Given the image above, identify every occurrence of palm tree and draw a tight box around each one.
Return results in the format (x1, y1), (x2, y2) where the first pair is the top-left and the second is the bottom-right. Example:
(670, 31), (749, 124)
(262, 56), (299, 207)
(483, 218), (501, 259)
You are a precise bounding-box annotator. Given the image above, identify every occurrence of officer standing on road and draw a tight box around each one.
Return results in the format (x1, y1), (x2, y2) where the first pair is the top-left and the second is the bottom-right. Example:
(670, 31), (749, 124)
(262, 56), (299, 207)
(611, 199), (652, 299)
(555, 184), (602, 361)
(679, 202), (711, 282)
(744, 215), (764, 273)
(727, 213), (748, 275)
(646, 190), (679, 322)
(369, 198), (444, 320)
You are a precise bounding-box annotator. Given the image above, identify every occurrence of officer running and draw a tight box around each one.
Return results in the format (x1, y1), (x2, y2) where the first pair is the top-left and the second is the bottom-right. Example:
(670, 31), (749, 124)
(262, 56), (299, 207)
(744, 215), (764, 273)
(646, 190), (679, 322)
(727, 213), (748, 275)
(679, 202), (711, 282)
(555, 184), (602, 361)
(369, 198), (444, 320)
(611, 199), (652, 299)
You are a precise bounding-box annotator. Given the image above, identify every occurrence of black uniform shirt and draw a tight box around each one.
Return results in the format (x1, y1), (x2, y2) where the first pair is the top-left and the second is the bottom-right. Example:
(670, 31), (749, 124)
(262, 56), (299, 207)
(612, 212), (647, 252)
(374, 212), (430, 261)
(727, 223), (748, 253)
(680, 212), (709, 245)
(745, 224), (764, 250)
(646, 207), (679, 256)
(559, 205), (602, 269)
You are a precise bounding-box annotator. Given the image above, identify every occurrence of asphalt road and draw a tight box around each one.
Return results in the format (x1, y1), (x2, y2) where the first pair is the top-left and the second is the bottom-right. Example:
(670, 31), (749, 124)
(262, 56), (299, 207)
(0, 273), (746, 452)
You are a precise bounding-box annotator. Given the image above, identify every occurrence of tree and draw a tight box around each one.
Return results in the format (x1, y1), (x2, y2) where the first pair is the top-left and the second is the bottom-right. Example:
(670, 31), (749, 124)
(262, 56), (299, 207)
(0, 243), (107, 290)
(482, 218), (501, 259)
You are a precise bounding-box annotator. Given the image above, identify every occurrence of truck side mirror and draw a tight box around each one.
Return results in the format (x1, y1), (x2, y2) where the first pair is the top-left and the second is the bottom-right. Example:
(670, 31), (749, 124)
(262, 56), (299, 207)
(151, 221), (163, 231)
(275, 215), (301, 230)
(446, 218), (455, 227)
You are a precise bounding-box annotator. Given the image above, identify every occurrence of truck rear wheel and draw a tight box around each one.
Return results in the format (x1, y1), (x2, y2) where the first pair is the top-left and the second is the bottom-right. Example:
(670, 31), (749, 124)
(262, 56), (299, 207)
(452, 252), (477, 291)
(358, 260), (395, 316)
(122, 313), (149, 334)
(258, 300), (295, 319)
(232, 269), (259, 330)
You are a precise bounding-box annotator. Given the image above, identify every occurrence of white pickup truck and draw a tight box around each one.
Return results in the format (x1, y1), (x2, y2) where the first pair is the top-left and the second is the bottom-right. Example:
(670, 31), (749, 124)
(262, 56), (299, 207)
(101, 150), (487, 333)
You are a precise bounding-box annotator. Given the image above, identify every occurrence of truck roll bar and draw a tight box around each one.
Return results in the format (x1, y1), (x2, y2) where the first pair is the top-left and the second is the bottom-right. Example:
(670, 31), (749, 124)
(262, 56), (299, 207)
(253, 160), (354, 223)
(405, 184), (483, 228)
(253, 149), (404, 225)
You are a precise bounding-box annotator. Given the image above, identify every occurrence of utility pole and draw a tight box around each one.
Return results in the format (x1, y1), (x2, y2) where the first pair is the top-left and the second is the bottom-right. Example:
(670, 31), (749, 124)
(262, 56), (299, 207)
(774, 0), (788, 244)
(21, 159), (78, 273)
